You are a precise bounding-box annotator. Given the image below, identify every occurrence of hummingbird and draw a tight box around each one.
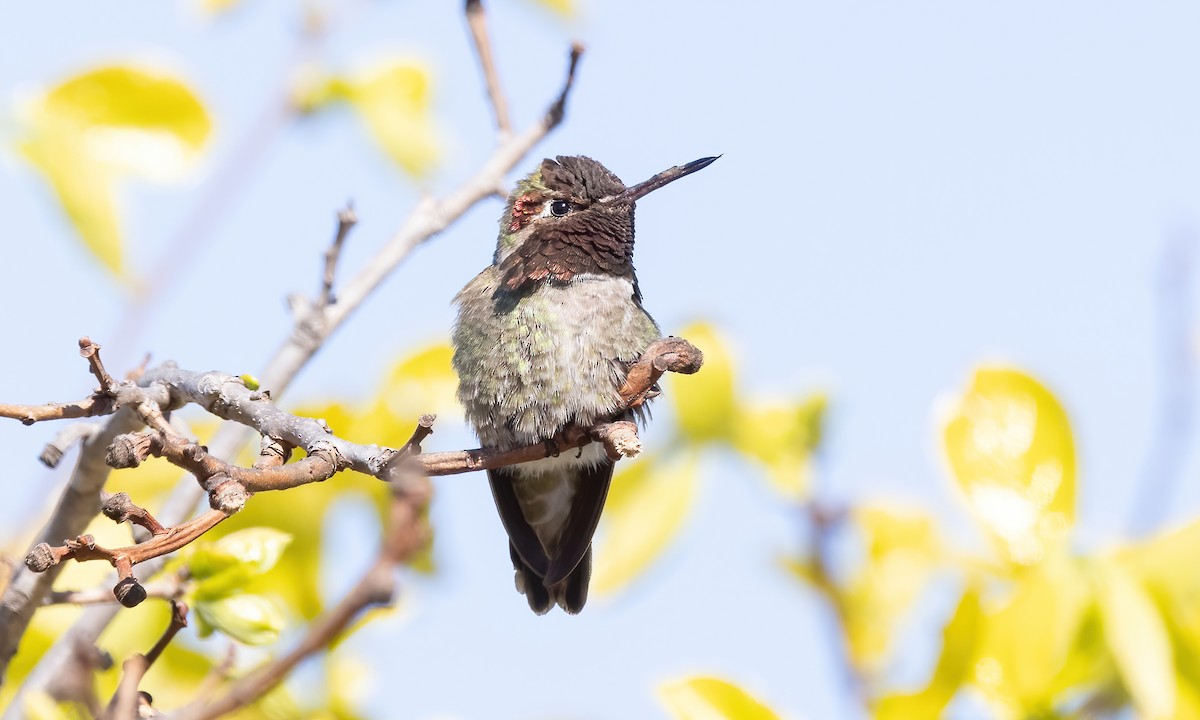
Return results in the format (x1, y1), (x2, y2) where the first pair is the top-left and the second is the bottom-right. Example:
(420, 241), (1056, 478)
(451, 154), (717, 614)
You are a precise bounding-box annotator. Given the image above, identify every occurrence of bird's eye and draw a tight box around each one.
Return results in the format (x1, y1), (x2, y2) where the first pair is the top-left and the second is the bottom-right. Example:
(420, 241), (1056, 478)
(549, 200), (571, 217)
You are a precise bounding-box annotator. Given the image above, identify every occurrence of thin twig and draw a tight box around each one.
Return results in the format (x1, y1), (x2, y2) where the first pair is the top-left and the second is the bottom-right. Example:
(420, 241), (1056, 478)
(0, 395), (115, 426)
(317, 205), (357, 310)
(78, 338), (117, 395)
(465, 0), (512, 137)
(106, 601), (188, 719)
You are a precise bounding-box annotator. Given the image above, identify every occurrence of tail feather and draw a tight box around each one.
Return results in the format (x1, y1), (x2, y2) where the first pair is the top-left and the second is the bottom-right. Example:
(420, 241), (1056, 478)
(488, 460), (613, 614)
(510, 542), (552, 614)
(508, 542), (591, 614)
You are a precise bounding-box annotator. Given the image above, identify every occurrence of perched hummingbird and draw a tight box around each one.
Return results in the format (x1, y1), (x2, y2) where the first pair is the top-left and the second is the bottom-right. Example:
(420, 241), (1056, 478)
(451, 154), (717, 614)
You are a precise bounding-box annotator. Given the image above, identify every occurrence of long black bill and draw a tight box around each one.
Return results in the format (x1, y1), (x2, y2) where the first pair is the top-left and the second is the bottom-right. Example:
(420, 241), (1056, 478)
(609, 155), (720, 203)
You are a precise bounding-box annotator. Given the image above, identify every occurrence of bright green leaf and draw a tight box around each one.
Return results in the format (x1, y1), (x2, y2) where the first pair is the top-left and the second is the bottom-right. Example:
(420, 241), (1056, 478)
(188, 527), (291, 601)
(941, 366), (1075, 565)
(210, 527), (292, 574)
(18, 64), (212, 277)
(195, 593), (286, 645)
(658, 676), (782, 720)
(591, 451), (699, 596)
(671, 322), (737, 444)
(1097, 558), (1175, 720)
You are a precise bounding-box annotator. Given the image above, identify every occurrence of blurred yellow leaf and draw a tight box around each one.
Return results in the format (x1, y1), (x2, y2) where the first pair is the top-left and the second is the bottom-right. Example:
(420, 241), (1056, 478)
(528, 0), (576, 17)
(1122, 518), (1200, 599)
(972, 553), (1091, 712)
(1177, 677), (1200, 720)
(295, 59), (438, 177)
(734, 393), (825, 500)
(18, 65), (212, 277)
(591, 451), (699, 596)
(671, 322), (737, 444)
(942, 366), (1075, 565)
(20, 693), (80, 720)
(841, 505), (939, 668)
(874, 587), (980, 720)
(1097, 558), (1175, 720)
(200, 0), (244, 13)
(658, 676), (782, 720)
(195, 593), (286, 645)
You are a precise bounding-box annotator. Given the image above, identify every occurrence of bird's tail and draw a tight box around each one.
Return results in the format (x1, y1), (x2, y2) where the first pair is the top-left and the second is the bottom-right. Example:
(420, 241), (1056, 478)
(509, 541), (591, 614)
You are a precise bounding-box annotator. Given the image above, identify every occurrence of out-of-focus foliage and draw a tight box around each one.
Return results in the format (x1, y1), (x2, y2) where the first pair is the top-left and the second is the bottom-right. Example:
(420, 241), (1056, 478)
(942, 366), (1075, 566)
(294, 58), (439, 178)
(16, 65), (213, 278)
(658, 676), (783, 720)
(0, 344), (456, 717)
(187, 528), (292, 645)
(592, 321), (827, 597)
(776, 364), (1200, 720)
(591, 451), (699, 595)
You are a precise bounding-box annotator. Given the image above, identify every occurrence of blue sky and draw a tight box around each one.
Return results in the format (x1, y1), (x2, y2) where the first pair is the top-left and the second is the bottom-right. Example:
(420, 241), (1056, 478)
(3, 1), (1200, 718)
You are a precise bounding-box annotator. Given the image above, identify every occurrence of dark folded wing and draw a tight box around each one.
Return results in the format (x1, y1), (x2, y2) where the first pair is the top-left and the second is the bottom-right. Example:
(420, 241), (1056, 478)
(488, 467), (550, 576)
(544, 458), (615, 587)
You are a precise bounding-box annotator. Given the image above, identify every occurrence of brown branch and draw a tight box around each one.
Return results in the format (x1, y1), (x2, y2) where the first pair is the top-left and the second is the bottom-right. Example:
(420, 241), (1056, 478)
(106, 601), (188, 719)
(102, 492), (168, 536)
(0, 395), (115, 426)
(317, 205), (357, 310)
(25, 511), (226, 608)
(78, 337), (117, 395)
(465, 0), (512, 137)
(618, 336), (705, 407)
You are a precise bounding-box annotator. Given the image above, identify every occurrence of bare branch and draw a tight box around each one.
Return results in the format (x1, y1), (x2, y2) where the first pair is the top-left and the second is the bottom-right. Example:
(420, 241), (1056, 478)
(465, 0), (512, 137)
(106, 601), (188, 719)
(24, 509), (226, 607)
(102, 492), (168, 537)
(317, 205), (357, 310)
(40, 421), (103, 467)
(0, 395), (116, 426)
(78, 337), (117, 395)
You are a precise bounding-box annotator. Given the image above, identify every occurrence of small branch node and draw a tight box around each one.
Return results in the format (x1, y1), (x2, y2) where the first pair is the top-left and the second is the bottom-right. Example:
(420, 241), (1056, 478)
(206, 476), (249, 515)
(113, 577), (147, 608)
(102, 492), (169, 536)
(78, 337), (117, 395)
(107, 431), (156, 469)
(591, 420), (642, 460)
(254, 435), (293, 470)
(25, 543), (60, 572)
